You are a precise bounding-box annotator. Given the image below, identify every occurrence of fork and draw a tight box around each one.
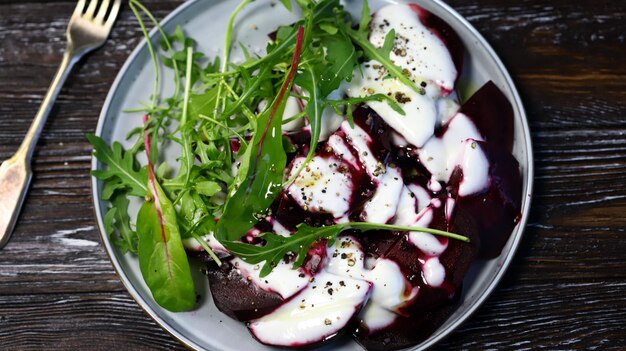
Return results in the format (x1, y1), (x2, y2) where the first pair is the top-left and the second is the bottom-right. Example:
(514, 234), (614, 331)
(0, 0), (121, 249)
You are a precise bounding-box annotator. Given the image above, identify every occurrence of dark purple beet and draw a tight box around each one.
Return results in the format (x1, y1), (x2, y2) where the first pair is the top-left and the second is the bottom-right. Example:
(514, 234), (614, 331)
(352, 106), (394, 161)
(207, 260), (283, 321)
(353, 199), (480, 350)
(358, 230), (404, 261)
(459, 81), (515, 153)
(408, 4), (464, 85)
(353, 295), (459, 351)
(449, 140), (522, 258)
(274, 192), (338, 230)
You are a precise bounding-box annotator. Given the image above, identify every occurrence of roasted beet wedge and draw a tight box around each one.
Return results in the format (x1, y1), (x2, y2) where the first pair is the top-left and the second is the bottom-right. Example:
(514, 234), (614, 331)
(207, 261), (283, 321)
(353, 296), (459, 351)
(353, 202), (480, 350)
(460, 81), (515, 153)
(450, 140), (522, 258)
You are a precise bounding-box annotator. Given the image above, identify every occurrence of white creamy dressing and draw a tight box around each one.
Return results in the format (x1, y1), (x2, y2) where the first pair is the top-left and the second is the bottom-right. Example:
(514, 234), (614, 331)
(317, 86), (346, 141)
(327, 134), (360, 169)
(347, 68), (438, 148)
(428, 176), (443, 192)
(282, 96), (306, 132)
(407, 184), (432, 213)
(394, 186), (419, 226)
(437, 97), (460, 124)
(457, 139), (491, 196)
(368, 5), (457, 94)
(269, 218), (292, 237)
(345, 3), (458, 148)
(232, 257), (310, 299)
(423, 257), (446, 287)
(182, 232), (229, 255)
(325, 236), (418, 331)
(340, 121), (381, 176)
(287, 156), (353, 218)
(418, 112), (485, 183)
(361, 166), (404, 224)
(249, 271), (371, 347)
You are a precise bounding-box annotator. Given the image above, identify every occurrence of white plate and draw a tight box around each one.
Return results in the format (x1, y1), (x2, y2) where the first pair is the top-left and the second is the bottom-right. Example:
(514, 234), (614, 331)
(91, 1), (533, 350)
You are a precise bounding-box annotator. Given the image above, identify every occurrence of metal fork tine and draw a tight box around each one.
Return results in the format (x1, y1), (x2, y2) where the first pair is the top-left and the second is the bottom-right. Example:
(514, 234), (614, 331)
(84, 0), (98, 19)
(95, 0), (111, 23)
(72, 0), (87, 18)
(104, 0), (122, 29)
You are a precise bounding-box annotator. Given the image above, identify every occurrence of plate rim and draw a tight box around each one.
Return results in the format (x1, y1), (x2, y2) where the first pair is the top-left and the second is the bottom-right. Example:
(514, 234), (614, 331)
(91, 0), (534, 350)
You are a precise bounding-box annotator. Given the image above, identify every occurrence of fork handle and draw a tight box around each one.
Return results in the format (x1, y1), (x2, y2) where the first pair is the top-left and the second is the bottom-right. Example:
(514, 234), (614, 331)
(19, 50), (78, 161)
(0, 48), (78, 249)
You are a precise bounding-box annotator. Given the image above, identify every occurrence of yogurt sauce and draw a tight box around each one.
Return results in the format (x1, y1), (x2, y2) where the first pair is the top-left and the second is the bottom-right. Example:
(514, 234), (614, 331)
(249, 271), (372, 347)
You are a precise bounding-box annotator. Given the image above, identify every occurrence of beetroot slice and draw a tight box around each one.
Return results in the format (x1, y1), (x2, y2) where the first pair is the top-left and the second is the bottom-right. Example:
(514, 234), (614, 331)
(353, 200), (480, 349)
(408, 4), (464, 81)
(450, 141), (522, 258)
(206, 261), (283, 322)
(460, 81), (515, 153)
(353, 295), (459, 351)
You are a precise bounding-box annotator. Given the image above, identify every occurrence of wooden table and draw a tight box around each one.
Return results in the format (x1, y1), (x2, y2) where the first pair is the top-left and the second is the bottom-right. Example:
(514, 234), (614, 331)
(1, 0), (625, 350)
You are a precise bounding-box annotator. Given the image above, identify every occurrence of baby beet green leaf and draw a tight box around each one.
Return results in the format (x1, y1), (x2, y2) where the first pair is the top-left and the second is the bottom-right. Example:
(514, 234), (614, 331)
(137, 115), (196, 312)
(88, 133), (148, 199)
(137, 197), (195, 312)
(217, 26), (306, 242)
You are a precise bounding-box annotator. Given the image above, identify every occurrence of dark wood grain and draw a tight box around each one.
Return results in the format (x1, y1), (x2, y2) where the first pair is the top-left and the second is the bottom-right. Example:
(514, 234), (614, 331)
(1, 0), (625, 350)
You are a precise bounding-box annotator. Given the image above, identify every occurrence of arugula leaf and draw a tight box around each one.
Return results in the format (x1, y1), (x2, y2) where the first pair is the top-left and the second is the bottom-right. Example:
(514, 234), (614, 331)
(326, 93), (406, 124)
(319, 22), (338, 35)
(104, 192), (138, 254)
(348, 28), (423, 95)
(226, 222), (470, 277)
(196, 180), (221, 197)
(217, 26), (306, 242)
(88, 133), (147, 199)
(189, 90), (218, 121)
(319, 35), (358, 96)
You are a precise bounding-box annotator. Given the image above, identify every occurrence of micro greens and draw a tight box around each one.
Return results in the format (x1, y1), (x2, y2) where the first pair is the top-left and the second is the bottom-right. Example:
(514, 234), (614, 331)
(90, 0), (469, 310)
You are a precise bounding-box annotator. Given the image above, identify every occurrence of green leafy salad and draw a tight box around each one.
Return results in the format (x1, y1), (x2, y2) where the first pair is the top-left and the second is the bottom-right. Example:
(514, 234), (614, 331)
(89, 0), (468, 312)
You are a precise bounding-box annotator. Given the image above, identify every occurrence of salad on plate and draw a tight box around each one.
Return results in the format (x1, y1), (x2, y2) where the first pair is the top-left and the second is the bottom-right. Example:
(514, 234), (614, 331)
(90, 0), (523, 349)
